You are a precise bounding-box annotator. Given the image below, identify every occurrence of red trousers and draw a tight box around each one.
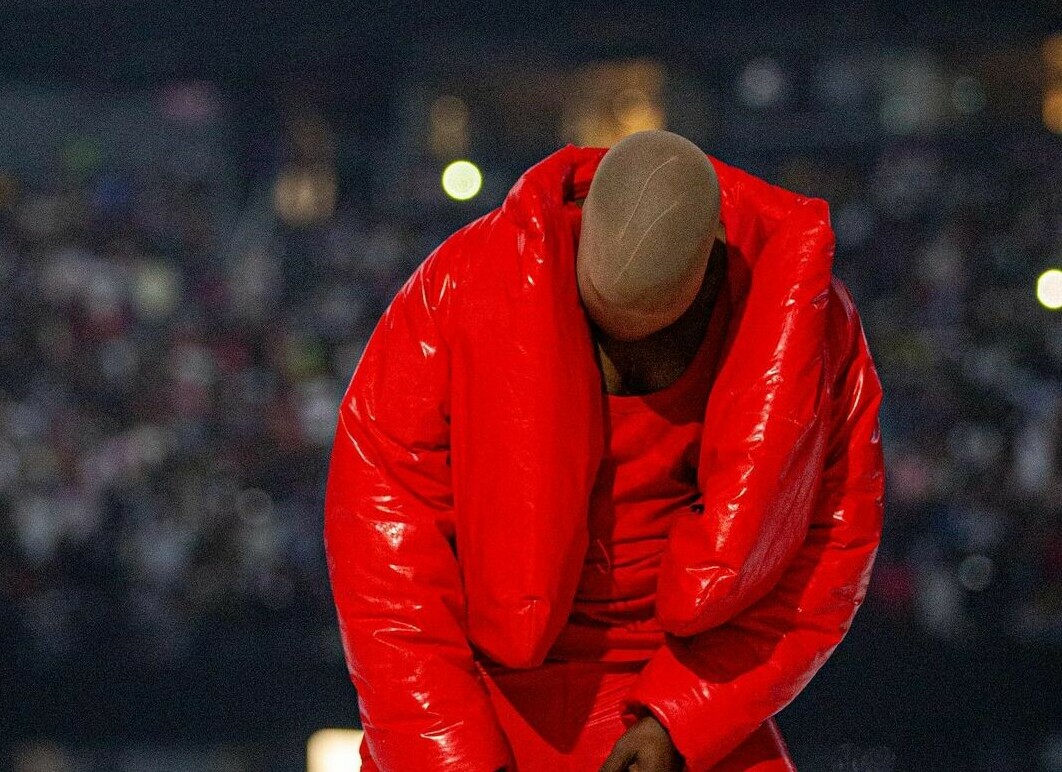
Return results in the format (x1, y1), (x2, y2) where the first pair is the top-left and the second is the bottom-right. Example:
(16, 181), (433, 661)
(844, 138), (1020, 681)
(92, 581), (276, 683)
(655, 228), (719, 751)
(357, 658), (796, 771)
(478, 658), (795, 772)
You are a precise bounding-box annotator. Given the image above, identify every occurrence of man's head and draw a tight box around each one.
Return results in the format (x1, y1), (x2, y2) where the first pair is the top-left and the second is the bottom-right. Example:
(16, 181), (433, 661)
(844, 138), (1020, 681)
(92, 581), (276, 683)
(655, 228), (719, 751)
(576, 129), (721, 341)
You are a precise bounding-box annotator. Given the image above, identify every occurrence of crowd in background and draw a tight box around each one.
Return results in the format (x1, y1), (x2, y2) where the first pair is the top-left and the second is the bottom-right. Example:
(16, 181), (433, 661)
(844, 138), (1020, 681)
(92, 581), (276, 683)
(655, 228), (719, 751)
(0, 50), (1059, 772)
(803, 128), (1061, 649)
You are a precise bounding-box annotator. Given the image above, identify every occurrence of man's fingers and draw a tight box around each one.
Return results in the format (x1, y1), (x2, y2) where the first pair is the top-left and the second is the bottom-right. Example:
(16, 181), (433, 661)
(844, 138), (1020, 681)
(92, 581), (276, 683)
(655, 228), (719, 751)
(599, 738), (635, 772)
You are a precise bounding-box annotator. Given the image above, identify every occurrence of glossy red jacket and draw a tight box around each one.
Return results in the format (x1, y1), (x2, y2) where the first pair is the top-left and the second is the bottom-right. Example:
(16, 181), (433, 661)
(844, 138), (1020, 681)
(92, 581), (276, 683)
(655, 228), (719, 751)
(324, 144), (886, 771)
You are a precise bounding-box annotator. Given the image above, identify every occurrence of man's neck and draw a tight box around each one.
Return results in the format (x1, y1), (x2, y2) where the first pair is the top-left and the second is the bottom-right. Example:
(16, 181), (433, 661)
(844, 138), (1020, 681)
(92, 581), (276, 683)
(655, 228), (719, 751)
(593, 239), (727, 395)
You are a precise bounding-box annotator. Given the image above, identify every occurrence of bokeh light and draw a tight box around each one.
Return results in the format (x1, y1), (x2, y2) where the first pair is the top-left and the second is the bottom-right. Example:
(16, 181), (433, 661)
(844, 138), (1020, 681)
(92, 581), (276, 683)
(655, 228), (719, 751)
(1043, 88), (1062, 134)
(1036, 268), (1062, 309)
(738, 57), (787, 108)
(307, 729), (363, 772)
(1045, 34), (1062, 133)
(441, 159), (482, 200)
(273, 164), (337, 226)
(561, 58), (666, 146)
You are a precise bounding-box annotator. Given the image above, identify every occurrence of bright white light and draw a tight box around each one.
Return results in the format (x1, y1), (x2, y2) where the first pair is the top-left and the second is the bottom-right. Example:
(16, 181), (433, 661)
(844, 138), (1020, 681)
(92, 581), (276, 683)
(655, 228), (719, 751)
(441, 160), (482, 201)
(1036, 269), (1062, 310)
(307, 728), (363, 772)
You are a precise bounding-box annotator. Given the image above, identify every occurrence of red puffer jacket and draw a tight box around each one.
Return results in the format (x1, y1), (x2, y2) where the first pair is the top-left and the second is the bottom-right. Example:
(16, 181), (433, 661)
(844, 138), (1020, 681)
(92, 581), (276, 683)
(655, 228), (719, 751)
(324, 144), (886, 771)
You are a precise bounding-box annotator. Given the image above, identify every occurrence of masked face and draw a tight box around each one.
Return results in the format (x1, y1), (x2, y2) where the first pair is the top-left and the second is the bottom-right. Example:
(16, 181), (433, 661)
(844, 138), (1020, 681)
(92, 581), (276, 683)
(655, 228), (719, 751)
(576, 129), (722, 342)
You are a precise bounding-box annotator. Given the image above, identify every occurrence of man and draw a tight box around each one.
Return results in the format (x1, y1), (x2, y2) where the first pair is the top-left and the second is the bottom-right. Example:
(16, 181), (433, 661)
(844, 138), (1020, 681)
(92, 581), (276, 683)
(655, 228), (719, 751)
(324, 130), (885, 771)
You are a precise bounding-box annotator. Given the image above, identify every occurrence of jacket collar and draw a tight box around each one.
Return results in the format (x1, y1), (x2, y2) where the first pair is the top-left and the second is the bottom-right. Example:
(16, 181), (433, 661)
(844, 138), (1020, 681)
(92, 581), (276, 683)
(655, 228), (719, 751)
(455, 143), (837, 666)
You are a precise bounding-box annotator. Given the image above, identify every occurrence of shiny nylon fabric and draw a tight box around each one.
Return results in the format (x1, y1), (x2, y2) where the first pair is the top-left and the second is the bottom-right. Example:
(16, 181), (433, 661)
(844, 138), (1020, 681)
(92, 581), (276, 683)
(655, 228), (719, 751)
(323, 144), (885, 770)
(356, 661), (794, 771)
(453, 146), (838, 660)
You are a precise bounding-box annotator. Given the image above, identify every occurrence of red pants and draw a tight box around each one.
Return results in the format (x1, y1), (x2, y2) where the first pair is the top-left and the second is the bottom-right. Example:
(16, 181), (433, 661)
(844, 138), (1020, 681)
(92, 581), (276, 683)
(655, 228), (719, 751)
(477, 658), (796, 772)
(357, 659), (796, 771)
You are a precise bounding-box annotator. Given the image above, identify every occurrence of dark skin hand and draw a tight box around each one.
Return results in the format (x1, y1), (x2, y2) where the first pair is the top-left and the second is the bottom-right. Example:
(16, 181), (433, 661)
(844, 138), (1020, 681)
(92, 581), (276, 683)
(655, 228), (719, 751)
(599, 713), (685, 772)
(490, 713), (683, 772)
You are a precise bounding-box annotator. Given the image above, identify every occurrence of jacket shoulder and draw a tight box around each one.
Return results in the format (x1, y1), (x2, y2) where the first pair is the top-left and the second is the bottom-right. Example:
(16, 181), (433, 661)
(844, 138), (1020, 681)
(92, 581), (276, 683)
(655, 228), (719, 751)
(712, 155), (828, 228)
(399, 209), (503, 335)
(824, 275), (877, 388)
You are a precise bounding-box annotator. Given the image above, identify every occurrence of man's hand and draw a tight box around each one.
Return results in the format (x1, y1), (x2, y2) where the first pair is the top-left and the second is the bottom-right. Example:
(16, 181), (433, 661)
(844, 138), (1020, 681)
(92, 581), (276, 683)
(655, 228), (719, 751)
(599, 714), (684, 772)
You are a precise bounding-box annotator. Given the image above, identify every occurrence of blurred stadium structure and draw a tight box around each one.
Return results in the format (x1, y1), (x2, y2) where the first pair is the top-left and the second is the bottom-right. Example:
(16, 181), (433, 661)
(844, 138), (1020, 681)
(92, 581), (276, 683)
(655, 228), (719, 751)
(0, 2), (1059, 770)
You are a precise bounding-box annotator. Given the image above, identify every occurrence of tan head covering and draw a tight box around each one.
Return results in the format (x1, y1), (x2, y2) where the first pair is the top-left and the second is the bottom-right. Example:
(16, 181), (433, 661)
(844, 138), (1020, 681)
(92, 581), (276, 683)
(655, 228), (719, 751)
(576, 129), (721, 341)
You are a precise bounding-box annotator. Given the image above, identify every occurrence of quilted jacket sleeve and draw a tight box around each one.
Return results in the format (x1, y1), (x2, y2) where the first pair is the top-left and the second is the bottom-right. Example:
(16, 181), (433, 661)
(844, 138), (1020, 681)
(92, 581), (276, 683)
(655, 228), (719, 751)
(621, 279), (886, 771)
(323, 237), (515, 771)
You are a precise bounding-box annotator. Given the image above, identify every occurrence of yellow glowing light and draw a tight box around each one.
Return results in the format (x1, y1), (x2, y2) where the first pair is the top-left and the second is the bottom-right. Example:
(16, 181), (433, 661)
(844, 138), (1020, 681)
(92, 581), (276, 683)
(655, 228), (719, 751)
(1036, 269), (1062, 310)
(307, 728), (363, 772)
(1044, 88), (1062, 134)
(562, 59), (666, 147)
(441, 160), (482, 201)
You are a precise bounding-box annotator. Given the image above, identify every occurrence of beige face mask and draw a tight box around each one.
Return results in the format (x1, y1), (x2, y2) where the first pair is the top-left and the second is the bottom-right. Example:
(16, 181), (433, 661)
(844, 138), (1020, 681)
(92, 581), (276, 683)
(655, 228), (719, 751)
(576, 129), (722, 342)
